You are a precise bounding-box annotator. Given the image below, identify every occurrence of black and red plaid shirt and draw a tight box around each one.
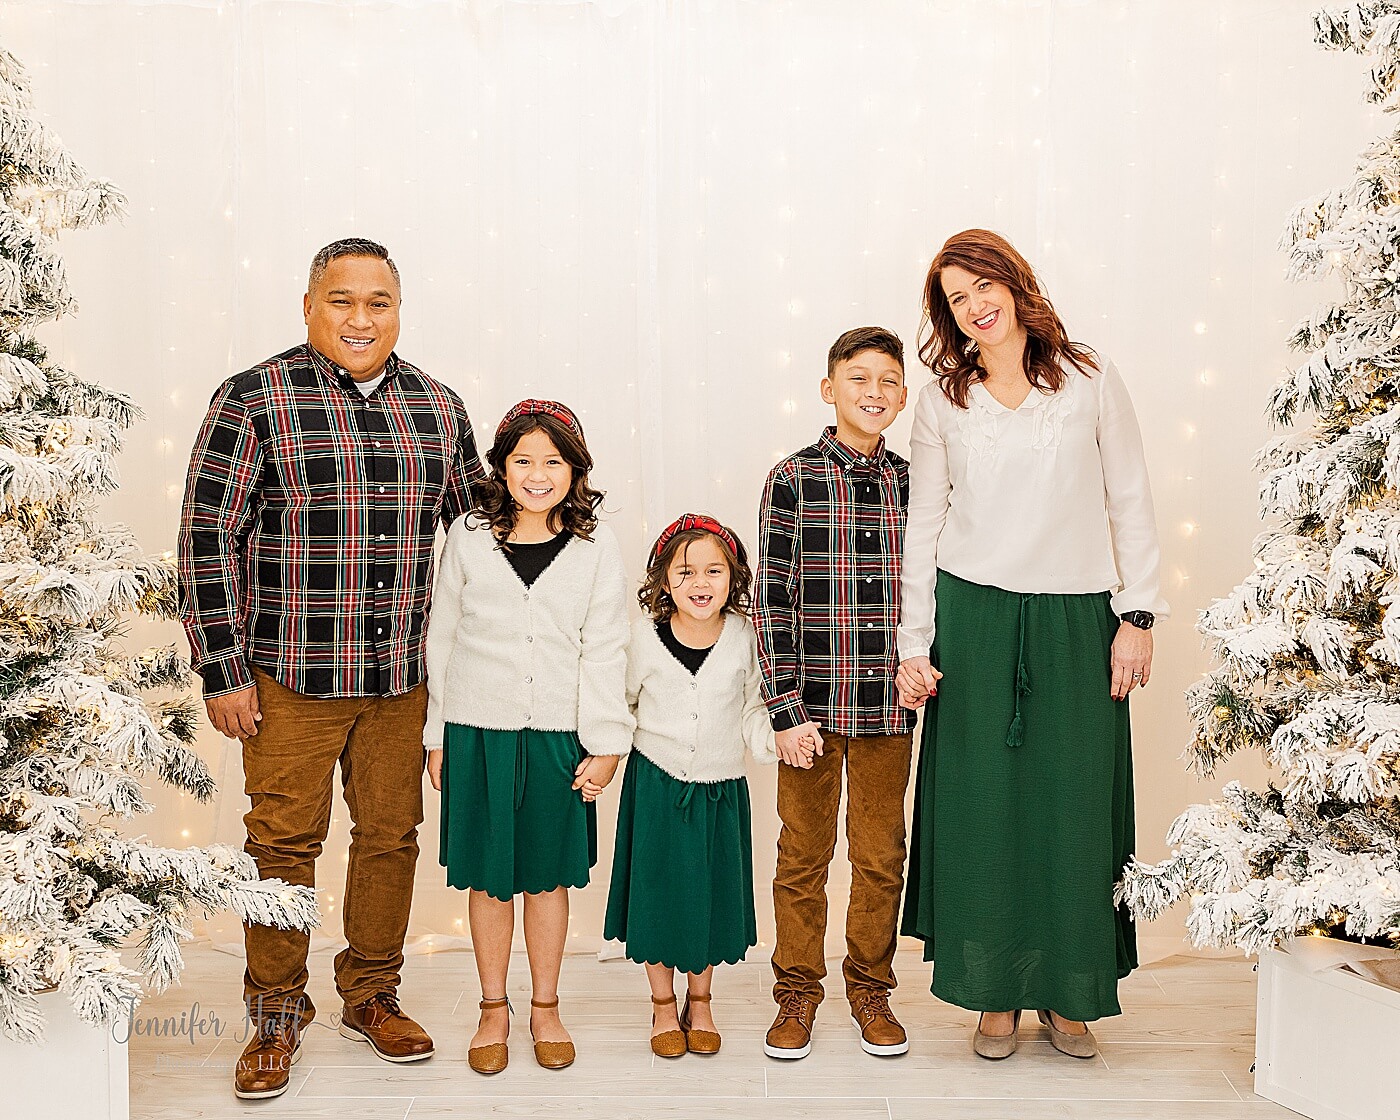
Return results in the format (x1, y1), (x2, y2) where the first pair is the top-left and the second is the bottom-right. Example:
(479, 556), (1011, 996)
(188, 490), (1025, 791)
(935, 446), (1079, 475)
(754, 427), (914, 737)
(177, 343), (486, 699)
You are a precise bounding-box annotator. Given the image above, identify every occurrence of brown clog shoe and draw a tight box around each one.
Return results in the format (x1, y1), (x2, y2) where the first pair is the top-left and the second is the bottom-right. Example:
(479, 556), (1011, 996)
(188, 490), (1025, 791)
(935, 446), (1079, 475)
(650, 993), (688, 1058)
(681, 991), (721, 1055)
(467, 997), (511, 1075)
(529, 996), (576, 1069)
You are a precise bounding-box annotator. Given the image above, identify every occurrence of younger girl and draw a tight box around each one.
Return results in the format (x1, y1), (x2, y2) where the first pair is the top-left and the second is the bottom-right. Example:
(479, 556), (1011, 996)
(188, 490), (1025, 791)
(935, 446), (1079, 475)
(604, 514), (776, 1057)
(425, 399), (632, 1075)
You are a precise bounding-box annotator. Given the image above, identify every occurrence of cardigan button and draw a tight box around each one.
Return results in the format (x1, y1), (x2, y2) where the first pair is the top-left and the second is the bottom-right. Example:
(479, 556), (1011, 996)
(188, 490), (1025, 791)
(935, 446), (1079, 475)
(526, 636), (534, 643)
(525, 676), (533, 684)
(690, 712), (698, 720)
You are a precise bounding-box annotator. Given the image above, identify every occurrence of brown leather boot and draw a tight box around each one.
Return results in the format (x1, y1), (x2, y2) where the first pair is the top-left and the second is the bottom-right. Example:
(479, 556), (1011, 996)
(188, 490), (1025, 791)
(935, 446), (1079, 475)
(764, 992), (816, 1060)
(234, 1015), (305, 1100)
(338, 992), (435, 1062)
(850, 989), (908, 1056)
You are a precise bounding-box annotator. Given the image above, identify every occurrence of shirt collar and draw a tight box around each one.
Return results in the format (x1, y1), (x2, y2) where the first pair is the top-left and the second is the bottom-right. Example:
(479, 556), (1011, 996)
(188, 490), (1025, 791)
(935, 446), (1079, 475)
(306, 343), (401, 392)
(818, 426), (886, 472)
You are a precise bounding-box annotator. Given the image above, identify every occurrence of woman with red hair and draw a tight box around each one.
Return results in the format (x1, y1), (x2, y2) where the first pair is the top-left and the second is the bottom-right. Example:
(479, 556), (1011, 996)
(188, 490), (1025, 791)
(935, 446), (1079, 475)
(895, 229), (1166, 1060)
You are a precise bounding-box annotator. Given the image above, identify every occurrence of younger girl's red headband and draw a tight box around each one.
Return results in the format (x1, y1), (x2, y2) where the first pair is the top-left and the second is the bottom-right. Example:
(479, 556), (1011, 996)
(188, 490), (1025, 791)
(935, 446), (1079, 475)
(495, 398), (583, 442)
(649, 513), (739, 566)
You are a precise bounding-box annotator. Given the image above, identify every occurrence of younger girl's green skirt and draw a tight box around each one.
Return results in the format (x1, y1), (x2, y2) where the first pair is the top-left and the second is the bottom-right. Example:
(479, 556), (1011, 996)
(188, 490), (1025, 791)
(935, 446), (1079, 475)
(604, 750), (756, 974)
(901, 570), (1138, 1021)
(439, 723), (597, 902)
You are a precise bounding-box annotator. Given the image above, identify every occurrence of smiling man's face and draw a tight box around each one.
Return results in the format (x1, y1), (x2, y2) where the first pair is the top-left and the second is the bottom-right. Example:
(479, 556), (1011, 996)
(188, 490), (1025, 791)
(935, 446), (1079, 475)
(303, 254), (401, 380)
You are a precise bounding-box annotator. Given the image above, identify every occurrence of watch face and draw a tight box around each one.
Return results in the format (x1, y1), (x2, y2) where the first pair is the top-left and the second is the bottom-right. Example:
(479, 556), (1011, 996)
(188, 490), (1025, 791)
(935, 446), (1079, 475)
(1124, 611), (1154, 629)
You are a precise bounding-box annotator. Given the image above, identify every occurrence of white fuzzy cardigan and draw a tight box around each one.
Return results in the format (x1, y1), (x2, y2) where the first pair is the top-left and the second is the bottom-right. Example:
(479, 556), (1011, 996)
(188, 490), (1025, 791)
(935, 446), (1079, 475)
(423, 516), (634, 756)
(627, 613), (777, 783)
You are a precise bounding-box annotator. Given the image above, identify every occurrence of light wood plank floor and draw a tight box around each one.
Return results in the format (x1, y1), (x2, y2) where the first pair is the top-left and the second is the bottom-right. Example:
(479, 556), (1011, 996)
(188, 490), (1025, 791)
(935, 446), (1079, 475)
(126, 943), (1302, 1119)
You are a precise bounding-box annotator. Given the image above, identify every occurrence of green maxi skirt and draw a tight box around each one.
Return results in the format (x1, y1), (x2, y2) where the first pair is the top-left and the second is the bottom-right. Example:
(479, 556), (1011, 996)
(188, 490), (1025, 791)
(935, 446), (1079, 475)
(439, 723), (597, 902)
(901, 570), (1137, 1021)
(604, 751), (757, 974)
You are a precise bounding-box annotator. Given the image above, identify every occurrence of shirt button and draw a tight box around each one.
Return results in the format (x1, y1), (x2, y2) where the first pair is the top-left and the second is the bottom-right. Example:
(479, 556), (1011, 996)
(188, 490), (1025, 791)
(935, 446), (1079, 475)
(526, 635), (534, 643)
(690, 681), (697, 690)
(523, 591), (530, 600)
(867, 622), (874, 628)
(377, 533), (385, 541)
(689, 745), (696, 752)
(864, 531), (871, 537)
(690, 713), (698, 720)
(374, 441), (382, 448)
(866, 577), (873, 583)
(376, 581), (384, 589)
(525, 676), (533, 684)
(376, 628), (383, 636)
(378, 486), (386, 494)
(867, 669), (875, 676)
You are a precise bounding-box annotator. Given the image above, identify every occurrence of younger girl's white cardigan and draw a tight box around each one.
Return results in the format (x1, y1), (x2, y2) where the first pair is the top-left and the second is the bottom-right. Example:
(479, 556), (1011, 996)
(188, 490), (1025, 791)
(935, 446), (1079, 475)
(627, 613), (777, 783)
(423, 516), (634, 756)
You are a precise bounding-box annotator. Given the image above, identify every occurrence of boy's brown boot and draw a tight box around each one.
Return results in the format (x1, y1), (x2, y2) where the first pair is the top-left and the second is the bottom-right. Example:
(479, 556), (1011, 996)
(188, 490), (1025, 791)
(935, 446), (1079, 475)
(850, 990), (908, 1056)
(763, 992), (816, 1060)
(234, 1015), (303, 1100)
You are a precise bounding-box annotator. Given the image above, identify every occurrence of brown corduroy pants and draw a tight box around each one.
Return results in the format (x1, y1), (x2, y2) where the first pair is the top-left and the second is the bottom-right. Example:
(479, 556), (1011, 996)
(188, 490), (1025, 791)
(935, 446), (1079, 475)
(772, 732), (914, 1007)
(240, 668), (428, 1020)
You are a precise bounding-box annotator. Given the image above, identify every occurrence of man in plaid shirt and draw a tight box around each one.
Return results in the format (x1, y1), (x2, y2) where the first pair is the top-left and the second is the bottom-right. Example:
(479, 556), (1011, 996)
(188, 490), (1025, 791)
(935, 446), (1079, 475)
(178, 238), (486, 1100)
(755, 326), (916, 1062)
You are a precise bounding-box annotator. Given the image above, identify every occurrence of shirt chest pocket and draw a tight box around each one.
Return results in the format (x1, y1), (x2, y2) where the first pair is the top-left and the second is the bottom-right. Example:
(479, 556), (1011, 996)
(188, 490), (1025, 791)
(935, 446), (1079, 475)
(263, 432), (354, 506)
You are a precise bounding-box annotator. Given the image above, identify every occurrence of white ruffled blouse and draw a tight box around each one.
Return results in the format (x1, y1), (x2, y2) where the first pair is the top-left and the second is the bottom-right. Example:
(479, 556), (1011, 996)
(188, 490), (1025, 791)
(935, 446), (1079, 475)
(897, 353), (1168, 659)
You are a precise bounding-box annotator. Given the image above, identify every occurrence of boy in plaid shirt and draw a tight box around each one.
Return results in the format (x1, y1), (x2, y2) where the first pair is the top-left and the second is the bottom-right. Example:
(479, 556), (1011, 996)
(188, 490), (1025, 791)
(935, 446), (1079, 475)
(754, 326), (915, 1060)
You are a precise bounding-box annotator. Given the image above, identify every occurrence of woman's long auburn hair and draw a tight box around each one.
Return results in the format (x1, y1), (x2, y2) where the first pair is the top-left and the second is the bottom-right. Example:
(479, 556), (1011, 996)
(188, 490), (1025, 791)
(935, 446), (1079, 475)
(473, 413), (604, 544)
(918, 229), (1098, 409)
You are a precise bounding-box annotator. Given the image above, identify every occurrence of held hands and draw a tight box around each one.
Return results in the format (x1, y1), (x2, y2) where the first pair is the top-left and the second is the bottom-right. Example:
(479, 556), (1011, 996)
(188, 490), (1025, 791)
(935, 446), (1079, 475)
(205, 683), (262, 739)
(775, 722), (824, 769)
(1110, 623), (1153, 701)
(896, 656), (942, 710)
(573, 754), (620, 802)
(426, 749), (443, 791)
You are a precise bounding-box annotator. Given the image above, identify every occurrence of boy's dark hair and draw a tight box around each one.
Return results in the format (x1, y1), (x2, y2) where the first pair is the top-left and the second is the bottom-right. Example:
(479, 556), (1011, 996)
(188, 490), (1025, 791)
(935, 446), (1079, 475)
(638, 526), (753, 621)
(473, 413), (603, 544)
(827, 326), (904, 377)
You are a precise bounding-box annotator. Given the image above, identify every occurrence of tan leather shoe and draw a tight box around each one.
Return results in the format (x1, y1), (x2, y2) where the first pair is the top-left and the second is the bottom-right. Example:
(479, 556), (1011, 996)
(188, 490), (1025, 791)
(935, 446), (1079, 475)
(468, 997), (510, 1075)
(529, 997), (576, 1069)
(650, 993), (687, 1058)
(338, 992), (434, 1062)
(763, 992), (816, 1060)
(234, 1015), (304, 1100)
(680, 991), (720, 1054)
(850, 989), (908, 1056)
(1037, 1009), (1098, 1058)
(972, 1009), (1021, 1060)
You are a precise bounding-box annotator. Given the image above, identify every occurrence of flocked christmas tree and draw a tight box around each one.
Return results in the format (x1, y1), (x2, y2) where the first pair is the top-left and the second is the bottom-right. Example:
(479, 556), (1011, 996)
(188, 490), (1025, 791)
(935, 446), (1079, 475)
(0, 47), (317, 1042)
(1118, 4), (1400, 953)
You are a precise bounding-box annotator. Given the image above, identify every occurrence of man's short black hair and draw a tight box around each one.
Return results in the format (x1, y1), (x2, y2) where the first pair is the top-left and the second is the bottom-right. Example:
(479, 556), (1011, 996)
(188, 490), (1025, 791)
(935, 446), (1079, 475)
(827, 326), (904, 377)
(308, 238), (400, 293)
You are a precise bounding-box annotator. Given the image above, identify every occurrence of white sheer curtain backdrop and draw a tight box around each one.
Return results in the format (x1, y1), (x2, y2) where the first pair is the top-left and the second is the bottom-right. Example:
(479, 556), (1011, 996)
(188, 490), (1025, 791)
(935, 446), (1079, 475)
(2, 0), (1379, 949)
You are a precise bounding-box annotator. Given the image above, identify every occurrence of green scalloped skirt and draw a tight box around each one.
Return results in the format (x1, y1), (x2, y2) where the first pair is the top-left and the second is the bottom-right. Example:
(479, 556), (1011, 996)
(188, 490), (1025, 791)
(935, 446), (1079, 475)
(439, 723), (597, 901)
(901, 570), (1138, 1021)
(604, 751), (756, 974)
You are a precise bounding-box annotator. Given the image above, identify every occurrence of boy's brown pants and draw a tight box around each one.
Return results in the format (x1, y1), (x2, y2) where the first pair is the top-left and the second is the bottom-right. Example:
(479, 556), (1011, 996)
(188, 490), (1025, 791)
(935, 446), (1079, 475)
(240, 668), (428, 1021)
(772, 732), (914, 1007)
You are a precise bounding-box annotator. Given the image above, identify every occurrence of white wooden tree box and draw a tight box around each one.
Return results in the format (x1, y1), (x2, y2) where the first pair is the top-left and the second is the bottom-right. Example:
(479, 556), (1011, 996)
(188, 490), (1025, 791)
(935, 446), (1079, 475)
(0, 993), (129, 1120)
(1255, 938), (1398, 1120)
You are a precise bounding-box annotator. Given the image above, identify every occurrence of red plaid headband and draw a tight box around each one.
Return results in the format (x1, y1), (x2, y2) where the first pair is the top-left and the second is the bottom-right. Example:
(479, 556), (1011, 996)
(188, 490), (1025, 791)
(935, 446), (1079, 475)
(650, 513), (739, 565)
(495, 399), (583, 442)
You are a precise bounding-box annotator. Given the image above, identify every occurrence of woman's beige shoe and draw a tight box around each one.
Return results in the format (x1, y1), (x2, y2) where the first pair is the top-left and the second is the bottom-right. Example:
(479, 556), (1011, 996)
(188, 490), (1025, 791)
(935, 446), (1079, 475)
(972, 1009), (1020, 1060)
(1037, 1009), (1098, 1058)
(680, 991), (721, 1054)
(467, 997), (510, 1075)
(529, 997), (576, 1069)
(650, 994), (688, 1058)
